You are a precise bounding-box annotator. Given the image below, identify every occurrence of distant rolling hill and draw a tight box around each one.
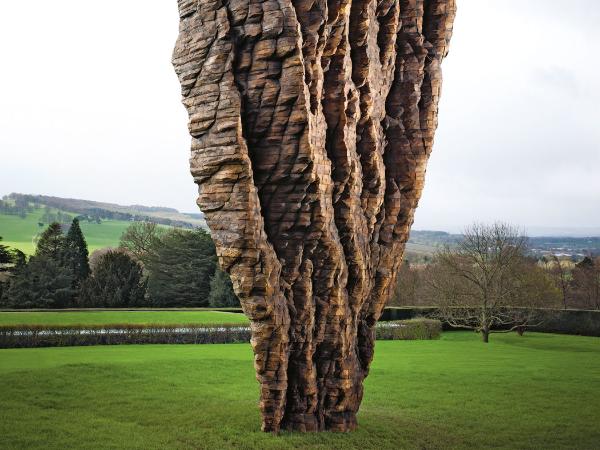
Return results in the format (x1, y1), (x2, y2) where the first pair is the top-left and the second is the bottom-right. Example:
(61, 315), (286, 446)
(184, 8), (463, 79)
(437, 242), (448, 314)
(7, 193), (206, 228)
(0, 207), (133, 255)
(0, 193), (207, 255)
(3, 193), (597, 259)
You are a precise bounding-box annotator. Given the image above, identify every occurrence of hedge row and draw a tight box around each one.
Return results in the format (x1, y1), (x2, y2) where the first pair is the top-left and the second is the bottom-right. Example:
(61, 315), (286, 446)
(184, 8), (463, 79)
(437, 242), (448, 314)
(2, 305), (596, 337)
(0, 318), (441, 348)
(381, 307), (600, 337)
(376, 318), (441, 340)
(0, 307), (246, 313)
(529, 309), (600, 337)
(0, 323), (251, 348)
(380, 307), (437, 321)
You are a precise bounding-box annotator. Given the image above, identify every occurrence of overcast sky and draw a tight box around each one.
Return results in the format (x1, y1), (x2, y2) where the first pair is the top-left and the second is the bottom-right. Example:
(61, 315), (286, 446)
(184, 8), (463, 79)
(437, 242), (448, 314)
(1, 1), (598, 234)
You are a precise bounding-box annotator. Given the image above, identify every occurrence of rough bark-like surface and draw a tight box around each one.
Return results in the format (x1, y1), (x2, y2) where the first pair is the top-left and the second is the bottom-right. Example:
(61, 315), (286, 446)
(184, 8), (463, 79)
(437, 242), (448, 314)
(173, 0), (455, 432)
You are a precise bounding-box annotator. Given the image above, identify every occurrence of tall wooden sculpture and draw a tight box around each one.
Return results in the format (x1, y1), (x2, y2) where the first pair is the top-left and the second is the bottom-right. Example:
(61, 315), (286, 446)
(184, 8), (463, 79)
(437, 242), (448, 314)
(173, 0), (455, 432)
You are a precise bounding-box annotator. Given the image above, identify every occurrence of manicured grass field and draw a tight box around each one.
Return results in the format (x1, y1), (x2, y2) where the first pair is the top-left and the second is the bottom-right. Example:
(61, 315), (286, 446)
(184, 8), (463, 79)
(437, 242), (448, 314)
(0, 332), (598, 449)
(0, 208), (131, 254)
(0, 310), (249, 326)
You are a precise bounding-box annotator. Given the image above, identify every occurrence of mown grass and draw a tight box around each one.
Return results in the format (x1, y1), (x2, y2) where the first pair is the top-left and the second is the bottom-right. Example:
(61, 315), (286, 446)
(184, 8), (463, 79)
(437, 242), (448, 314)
(0, 310), (249, 326)
(0, 208), (132, 254)
(0, 332), (598, 449)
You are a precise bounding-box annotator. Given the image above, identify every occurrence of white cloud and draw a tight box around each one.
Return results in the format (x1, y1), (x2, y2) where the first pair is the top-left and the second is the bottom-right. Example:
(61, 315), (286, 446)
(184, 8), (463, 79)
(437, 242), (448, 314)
(0, 0), (598, 232)
(413, 0), (600, 231)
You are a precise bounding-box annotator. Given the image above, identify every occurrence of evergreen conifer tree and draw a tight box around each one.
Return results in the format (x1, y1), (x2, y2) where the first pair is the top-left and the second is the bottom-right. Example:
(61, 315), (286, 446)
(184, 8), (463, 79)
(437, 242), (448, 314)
(36, 222), (66, 261)
(1, 223), (77, 308)
(79, 250), (147, 307)
(0, 237), (11, 300)
(0, 236), (12, 267)
(0, 239), (27, 304)
(11, 250), (27, 270)
(2, 256), (75, 308)
(145, 229), (216, 307)
(65, 218), (90, 282)
(208, 268), (239, 307)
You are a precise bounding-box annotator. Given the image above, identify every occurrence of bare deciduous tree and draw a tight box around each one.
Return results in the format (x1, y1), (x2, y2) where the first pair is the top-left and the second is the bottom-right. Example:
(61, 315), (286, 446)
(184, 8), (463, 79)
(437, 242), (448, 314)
(426, 223), (559, 342)
(572, 257), (600, 310)
(391, 261), (426, 307)
(119, 222), (165, 263)
(508, 257), (561, 335)
(549, 254), (571, 310)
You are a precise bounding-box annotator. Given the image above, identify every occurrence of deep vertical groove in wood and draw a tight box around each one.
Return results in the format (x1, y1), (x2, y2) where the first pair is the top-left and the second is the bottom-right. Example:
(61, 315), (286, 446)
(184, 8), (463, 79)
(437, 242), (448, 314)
(173, 0), (455, 432)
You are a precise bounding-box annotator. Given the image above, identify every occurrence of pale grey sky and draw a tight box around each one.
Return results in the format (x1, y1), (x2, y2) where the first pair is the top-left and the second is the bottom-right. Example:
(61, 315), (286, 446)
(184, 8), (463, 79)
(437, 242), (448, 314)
(1, 1), (598, 234)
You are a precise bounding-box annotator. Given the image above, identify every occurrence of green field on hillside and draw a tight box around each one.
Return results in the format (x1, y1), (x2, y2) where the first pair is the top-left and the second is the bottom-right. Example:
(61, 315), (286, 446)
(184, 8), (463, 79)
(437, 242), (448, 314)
(0, 208), (132, 254)
(0, 310), (248, 326)
(1, 332), (598, 449)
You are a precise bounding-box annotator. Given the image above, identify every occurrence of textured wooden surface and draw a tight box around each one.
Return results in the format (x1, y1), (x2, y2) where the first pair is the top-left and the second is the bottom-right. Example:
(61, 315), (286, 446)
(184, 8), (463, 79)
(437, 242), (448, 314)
(173, 0), (455, 432)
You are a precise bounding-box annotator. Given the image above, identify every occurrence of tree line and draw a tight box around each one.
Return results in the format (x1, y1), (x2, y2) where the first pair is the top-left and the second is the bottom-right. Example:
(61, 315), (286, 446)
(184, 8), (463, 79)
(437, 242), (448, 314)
(0, 196), (34, 218)
(0, 221), (238, 308)
(39, 206), (74, 226)
(391, 223), (600, 342)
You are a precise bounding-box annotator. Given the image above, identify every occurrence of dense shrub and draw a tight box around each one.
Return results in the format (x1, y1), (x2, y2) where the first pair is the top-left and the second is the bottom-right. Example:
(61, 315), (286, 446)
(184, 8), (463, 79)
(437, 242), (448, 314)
(88, 247), (117, 273)
(145, 229), (216, 307)
(376, 318), (442, 340)
(527, 309), (600, 337)
(78, 250), (147, 307)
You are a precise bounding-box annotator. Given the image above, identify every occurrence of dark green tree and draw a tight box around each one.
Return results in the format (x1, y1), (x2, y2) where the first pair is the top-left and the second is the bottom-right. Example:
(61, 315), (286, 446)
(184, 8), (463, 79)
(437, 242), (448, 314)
(65, 218), (90, 282)
(208, 267), (240, 307)
(11, 249), (27, 270)
(146, 228), (216, 307)
(0, 237), (11, 300)
(1, 223), (85, 308)
(0, 237), (13, 268)
(576, 256), (594, 270)
(36, 222), (66, 261)
(78, 250), (147, 307)
(0, 238), (27, 302)
(1, 256), (76, 308)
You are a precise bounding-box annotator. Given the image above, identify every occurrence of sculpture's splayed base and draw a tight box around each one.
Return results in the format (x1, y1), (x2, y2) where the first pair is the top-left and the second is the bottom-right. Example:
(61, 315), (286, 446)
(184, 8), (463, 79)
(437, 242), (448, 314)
(173, 0), (455, 432)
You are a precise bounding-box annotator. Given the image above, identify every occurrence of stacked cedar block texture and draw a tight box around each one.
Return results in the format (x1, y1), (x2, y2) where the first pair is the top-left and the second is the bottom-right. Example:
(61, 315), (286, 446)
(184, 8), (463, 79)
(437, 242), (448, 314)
(173, 0), (456, 432)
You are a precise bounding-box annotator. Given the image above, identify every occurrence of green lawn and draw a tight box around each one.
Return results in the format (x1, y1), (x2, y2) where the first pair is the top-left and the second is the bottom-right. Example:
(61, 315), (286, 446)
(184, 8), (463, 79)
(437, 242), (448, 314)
(0, 310), (248, 326)
(0, 208), (131, 254)
(0, 332), (598, 449)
